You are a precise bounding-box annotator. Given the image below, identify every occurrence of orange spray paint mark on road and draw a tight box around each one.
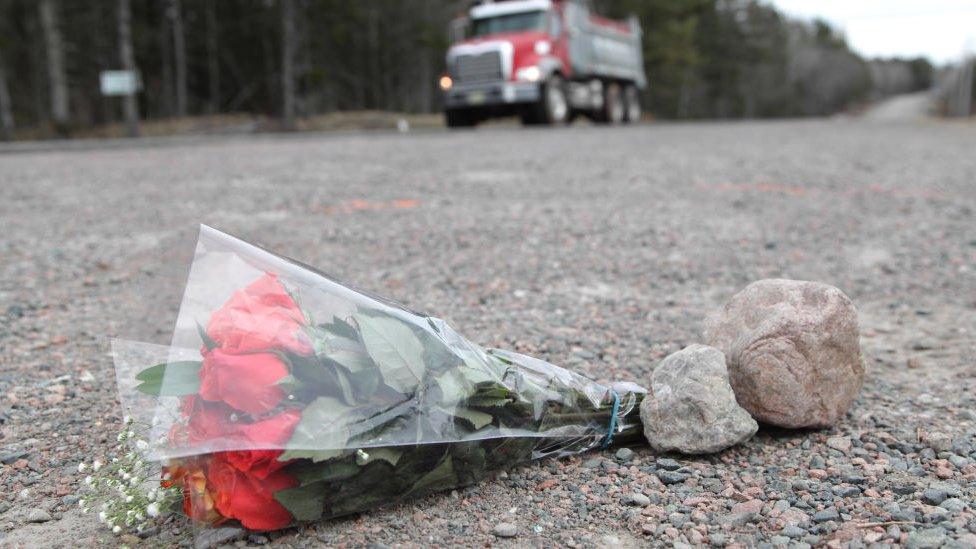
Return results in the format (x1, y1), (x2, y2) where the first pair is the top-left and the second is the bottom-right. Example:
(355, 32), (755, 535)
(314, 199), (421, 215)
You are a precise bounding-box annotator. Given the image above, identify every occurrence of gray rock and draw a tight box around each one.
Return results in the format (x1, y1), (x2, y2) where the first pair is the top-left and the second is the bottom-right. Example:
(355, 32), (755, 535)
(614, 448), (634, 461)
(940, 498), (967, 513)
(194, 527), (245, 549)
(656, 471), (690, 485)
(622, 492), (651, 506)
(492, 522), (518, 538)
(904, 528), (947, 549)
(704, 279), (864, 428)
(922, 488), (948, 505)
(25, 509), (51, 523)
(812, 508), (839, 523)
(656, 458), (681, 471)
(640, 344), (758, 454)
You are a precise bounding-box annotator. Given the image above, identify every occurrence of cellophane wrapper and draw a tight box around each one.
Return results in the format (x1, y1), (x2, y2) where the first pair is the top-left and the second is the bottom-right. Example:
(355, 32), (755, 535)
(114, 226), (645, 533)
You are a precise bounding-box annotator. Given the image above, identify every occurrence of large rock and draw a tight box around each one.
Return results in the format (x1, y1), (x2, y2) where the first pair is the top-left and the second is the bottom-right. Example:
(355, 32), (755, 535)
(704, 279), (864, 429)
(640, 344), (758, 454)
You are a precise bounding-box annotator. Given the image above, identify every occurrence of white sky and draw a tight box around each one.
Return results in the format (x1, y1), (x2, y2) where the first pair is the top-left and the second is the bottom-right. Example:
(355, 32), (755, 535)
(768, 0), (976, 64)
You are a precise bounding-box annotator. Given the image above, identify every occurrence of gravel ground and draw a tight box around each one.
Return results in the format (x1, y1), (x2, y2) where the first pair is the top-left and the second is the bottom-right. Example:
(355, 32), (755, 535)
(1, 119), (975, 548)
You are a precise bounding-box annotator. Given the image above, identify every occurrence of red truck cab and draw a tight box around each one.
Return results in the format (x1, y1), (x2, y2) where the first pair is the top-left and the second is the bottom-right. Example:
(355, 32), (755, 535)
(441, 0), (646, 127)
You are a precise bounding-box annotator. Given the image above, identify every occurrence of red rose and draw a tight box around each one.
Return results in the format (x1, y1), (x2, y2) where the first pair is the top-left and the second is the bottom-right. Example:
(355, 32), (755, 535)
(208, 453), (298, 531)
(162, 461), (223, 525)
(198, 349), (290, 414)
(206, 274), (312, 355)
(182, 396), (301, 449)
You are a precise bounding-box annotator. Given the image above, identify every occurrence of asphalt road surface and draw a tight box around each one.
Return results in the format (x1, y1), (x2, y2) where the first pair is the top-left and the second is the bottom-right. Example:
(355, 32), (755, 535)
(1, 118), (975, 547)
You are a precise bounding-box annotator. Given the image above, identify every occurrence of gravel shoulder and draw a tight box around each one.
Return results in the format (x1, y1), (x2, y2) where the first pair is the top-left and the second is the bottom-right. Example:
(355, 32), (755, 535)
(1, 120), (974, 547)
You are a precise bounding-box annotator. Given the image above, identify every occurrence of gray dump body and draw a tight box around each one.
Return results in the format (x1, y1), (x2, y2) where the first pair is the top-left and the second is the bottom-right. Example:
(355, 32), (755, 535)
(563, 2), (646, 88)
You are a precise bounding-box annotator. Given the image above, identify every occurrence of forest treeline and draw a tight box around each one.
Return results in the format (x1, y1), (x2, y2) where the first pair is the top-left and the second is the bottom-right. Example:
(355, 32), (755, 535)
(0, 0), (934, 138)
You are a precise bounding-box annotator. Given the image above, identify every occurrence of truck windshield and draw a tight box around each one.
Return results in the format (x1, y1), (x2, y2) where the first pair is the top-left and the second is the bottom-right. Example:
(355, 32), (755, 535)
(471, 11), (546, 38)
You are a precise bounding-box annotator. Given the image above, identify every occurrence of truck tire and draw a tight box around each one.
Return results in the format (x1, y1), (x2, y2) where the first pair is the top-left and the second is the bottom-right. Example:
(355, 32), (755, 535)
(598, 82), (625, 125)
(445, 109), (476, 128)
(522, 75), (569, 126)
(624, 84), (641, 123)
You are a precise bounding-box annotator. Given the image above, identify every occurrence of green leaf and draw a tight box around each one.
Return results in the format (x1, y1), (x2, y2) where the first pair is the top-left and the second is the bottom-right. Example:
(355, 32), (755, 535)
(277, 448), (347, 463)
(359, 447), (402, 466)
(452, 407), (494, 430)
(196, 322), (217, 351)
(466, 396), (511, 408)
(352, 313), (427, 394)
(289, 460), (361, 486)
(409, 455), (457, 496)
(134, 361), (202, 396)
(281, 396), (357, 459)
(274, 482), (326, 522)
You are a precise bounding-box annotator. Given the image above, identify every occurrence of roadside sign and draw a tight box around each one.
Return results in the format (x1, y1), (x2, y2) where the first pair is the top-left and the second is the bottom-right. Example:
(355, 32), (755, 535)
(99, 70), (140, 96)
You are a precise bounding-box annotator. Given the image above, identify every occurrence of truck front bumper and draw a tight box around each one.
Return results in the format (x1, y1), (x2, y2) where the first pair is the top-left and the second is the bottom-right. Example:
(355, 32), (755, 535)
(444, 81), (540, 109)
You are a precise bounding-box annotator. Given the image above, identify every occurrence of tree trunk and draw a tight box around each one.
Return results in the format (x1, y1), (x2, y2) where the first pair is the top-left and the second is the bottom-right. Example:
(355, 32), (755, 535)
(118, 0), (139, 137)
(158, 0), (174, 117)
(39, 0), (69, 133)
(280, 0), (296, 130)
(0, 54), (14, 140)
(169, 0), (188, 117)
(206, 0), (219, 114)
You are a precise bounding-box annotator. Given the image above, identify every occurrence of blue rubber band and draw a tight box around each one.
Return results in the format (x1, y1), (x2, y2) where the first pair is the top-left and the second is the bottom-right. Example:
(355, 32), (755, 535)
(601, 389), (620, 449)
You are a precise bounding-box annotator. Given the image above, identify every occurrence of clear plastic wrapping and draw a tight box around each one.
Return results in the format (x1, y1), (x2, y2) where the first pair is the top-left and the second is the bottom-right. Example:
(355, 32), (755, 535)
(114, 226), (645, 531)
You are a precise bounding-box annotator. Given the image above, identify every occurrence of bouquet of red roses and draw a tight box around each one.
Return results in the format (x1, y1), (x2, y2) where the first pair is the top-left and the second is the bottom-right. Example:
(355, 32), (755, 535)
(114, 226), (645, 532)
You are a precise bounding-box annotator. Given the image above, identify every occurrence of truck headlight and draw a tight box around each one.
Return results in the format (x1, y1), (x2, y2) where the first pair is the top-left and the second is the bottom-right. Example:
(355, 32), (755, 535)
(516, 66), (542, 83)
(439, 76), (453, 90)
(534, 40), (551, 55)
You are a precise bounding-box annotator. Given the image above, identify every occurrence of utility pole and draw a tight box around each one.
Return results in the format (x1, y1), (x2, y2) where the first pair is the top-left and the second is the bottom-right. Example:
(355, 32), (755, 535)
(118, 0), (139, 137)
(169, 0), (188, 117)
(281, 0), (297, 130)
(39, 0), (69, 133)
(206, 0), (220, 114)
(0, 55), (13, 141)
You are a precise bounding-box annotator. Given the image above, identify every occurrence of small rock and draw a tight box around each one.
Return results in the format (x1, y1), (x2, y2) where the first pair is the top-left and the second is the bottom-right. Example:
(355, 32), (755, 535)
(25, 509), (51, 523)
(940, 498), (967, 513)
(622, 492), (651, 507)
(923, 432), (953, 453)
(194, 527), (245, 549)
(656, 458), (681, 471)
(704, 279), (864, 428)
(827, 436), (852, 454)
(812, 508), (839, 523)
(615, 448), (634, 461)
(640, 344), (758, 454)
(921, 488), (948, 505)
(0, 451), (28, 465)
(657, 470), (690, 485)
(905, 528), (947, 549)
(492, 522), (518, 538)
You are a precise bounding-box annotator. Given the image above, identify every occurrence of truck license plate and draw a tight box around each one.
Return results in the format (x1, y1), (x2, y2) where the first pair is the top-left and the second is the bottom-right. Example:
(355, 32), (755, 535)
(467, 91), (487, 105)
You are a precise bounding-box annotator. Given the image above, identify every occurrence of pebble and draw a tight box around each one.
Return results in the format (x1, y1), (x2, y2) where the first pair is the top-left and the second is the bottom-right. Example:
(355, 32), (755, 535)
(622, 492), (651, 506)
(656, 471), (690, 485)
(492, 522), (518, 538)
(25, 509), (51, 523)
(812, 508), (840, 523)
(614, 448), (634, 461)
(656, 458), (681, 471)
(905, 528), (948, 549)
(193, 527), (245, 549)
(921, 488), (948, 505)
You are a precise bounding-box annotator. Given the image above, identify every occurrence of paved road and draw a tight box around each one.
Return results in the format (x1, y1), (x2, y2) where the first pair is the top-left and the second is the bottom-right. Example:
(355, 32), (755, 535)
(862, 92), (935, 121)
(1, 120), (975, 547)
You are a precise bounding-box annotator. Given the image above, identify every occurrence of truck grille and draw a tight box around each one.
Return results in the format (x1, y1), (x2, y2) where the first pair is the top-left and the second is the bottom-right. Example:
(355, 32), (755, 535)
(454, 51), (503, 83)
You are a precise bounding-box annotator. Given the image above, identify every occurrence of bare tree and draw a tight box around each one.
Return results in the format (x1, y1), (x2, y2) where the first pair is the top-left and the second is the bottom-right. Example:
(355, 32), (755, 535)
(206, 0), (220, 114)
(118, 0), (139, 137)
(169, 0), (187, 117)
(0, 53), (13, 140)
(280, 0), (296, 129)
(39, 0), (69, 132)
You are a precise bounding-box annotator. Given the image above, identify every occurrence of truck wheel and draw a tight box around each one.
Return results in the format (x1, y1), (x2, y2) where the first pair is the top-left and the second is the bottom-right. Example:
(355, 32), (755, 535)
(540, 75), (569, 125)
(603, 82), (625, 125)
(445, 109), (476, 128)
(624, 84), (641, 123)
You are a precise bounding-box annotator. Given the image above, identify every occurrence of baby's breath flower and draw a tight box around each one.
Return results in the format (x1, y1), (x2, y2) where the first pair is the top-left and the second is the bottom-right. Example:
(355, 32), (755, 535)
(78, 462), (87, 473)
(112, 525), (122, 534)
(92, 460), (103, 472)
(145, 502), (160, 518)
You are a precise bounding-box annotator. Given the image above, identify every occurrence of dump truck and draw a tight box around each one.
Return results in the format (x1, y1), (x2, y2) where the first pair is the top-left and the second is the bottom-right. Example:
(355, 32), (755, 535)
(440, 0), (646, 127)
